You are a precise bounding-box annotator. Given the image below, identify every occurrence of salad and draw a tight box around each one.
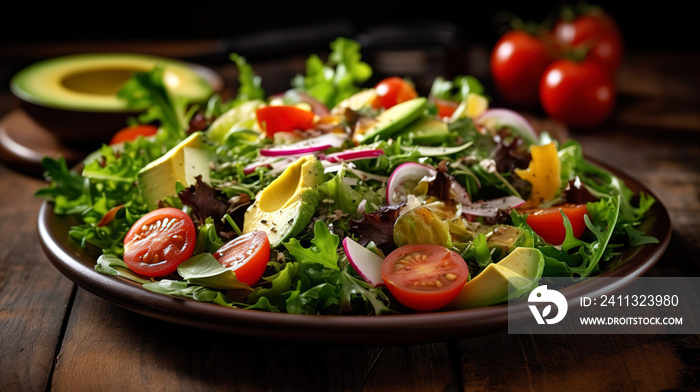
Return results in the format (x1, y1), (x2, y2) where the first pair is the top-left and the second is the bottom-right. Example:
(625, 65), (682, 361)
(36, 38), (659, 315)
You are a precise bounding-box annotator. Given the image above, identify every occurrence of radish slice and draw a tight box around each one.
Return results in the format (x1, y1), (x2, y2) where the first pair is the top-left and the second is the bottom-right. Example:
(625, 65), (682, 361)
(324, 149), (384, 163)
(386, 162), (436, 205)
(462, 196), (525, 217)
(343, 237), (385, 287)
(475, 108), (539, 145)
(400, 141), (473, 157)
(260, 133), (348, 157)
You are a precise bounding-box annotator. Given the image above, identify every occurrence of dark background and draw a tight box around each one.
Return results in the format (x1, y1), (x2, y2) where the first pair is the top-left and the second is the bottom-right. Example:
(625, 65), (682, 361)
(1, 1), (696, 99)
(1, 1), (695, 51)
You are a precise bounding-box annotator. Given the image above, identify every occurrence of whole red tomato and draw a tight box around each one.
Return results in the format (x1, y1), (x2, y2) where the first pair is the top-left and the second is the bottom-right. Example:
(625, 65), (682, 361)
(540, 58), (615, 128)
(490, 30), (557, 107)
(554, 10), (623, 73)
(372, 76), (418, 110)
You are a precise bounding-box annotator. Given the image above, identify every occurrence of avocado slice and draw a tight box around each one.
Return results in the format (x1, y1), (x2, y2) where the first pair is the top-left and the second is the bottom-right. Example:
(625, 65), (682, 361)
(487, 225), (535, 254)
(354, 97), (428, 144)
(207, 99), (265, 143)
(446, 247), (544, 309)
(10, 53), (214, 112)
(137, 132), (211, 209)
(242, 155), (324, 248)
(395, 116), (450, 145)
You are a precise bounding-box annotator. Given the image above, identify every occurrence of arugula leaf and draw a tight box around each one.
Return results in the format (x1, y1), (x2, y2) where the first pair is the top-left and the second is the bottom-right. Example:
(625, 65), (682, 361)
(117, 66), (190, 141)
(35, 156), (84, 201)
(248, 262), (300, 310)
(285, 283), (340, 314)
(540, 195), (621, 277)
(143, 279), (234, 307)
(337, 269), (392, 315)
(283, 220), (340, 271)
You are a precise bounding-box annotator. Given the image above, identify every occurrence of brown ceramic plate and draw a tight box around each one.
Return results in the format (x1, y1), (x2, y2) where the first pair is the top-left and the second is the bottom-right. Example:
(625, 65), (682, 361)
(37, 158), (671, 345)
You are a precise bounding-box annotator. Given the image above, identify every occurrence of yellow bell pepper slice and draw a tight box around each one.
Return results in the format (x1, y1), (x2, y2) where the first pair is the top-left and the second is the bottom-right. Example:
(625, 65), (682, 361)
(514, 142), (561, 205)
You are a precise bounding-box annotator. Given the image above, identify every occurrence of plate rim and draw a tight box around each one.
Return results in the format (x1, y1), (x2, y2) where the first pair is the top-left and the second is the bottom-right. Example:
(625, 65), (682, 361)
(36, 157), (672, 345)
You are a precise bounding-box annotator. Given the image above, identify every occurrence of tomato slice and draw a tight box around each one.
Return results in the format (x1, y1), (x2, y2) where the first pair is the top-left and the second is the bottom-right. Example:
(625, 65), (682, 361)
(372, 76), (419, 109)
(381, 244), (469, 312)
(524, 204), (589, 245)
(109, 124), (158, 145)
(432, 97), (459, 119)
(213, 231), (271, 286)
(123, 208), (196, 277)
(255, 105), (316, 137)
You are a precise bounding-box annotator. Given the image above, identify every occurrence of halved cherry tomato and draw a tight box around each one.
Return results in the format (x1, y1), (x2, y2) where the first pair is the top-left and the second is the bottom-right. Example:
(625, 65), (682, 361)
(372, 76), (418, 109)
(524, 203), (589, 245)
(123, 207), (196, 277)
(213, 231), (271, 286)
(381, 244), (469, 312)
(255, 105), (316, 137)
(109, 124), (158, 145)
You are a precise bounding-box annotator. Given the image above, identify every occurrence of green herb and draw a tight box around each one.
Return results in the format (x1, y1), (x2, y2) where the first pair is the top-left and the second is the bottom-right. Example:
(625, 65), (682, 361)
(117, 66), (191, 141)
(292, 37), (372, 108)
(284, 220), (340, 271)
(177, 253), (252, 290)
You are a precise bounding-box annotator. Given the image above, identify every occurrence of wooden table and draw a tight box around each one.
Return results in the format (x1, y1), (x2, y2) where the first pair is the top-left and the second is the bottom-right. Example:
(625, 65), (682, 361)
(1, 39), (699, 392)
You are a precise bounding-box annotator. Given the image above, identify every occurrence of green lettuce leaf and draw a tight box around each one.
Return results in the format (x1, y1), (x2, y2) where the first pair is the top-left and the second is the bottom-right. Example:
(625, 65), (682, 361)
(292, 37), (372, 109)
(284, 220), (340, 271)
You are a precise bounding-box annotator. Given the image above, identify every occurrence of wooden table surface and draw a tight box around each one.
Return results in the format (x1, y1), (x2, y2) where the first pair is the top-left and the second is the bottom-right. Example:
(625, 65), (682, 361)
(1, 38), (699, 392)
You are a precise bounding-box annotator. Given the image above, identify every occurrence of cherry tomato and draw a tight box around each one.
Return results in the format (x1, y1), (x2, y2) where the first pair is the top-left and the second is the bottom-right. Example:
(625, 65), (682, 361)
(490, 30), (557, 107)
(372, 76), (418, 110)
(123, 208), (197, 277)
(109, 124), (158, 145)
(524, 204), (589, 245)
(432, 97), (459, 119)
(255, 105), (316, 137)
(213, 231), (271, 286)
(554, 11), (623, 73)
(540, 58), (615, 128)
(381, 244), (469, 312)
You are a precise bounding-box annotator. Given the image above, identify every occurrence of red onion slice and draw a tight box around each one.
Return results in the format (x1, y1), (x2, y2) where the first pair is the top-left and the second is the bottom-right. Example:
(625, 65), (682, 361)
(260, 132), (348, 157)
(475, 108), (539, 145)
(324, 149), (384, 163)
(462, 196), (525, 217)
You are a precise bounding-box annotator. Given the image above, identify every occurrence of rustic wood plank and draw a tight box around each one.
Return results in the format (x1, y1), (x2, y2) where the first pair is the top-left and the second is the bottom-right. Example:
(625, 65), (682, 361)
(0, 166), (75, 392)
(457, 332), (698, 391)
(51, 288), (456, 392)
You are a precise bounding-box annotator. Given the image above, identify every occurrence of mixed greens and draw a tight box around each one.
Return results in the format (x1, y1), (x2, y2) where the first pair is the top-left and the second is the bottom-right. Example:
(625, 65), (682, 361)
(36, 38), (658, 315)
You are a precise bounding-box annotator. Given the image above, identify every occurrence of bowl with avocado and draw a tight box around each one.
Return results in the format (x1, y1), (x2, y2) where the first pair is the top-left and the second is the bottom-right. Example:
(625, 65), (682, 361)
(10, 52), (222, 144)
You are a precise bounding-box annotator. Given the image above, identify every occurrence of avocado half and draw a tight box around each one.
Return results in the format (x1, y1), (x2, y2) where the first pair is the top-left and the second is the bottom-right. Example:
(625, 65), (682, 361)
(10, 53), (220, 143)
